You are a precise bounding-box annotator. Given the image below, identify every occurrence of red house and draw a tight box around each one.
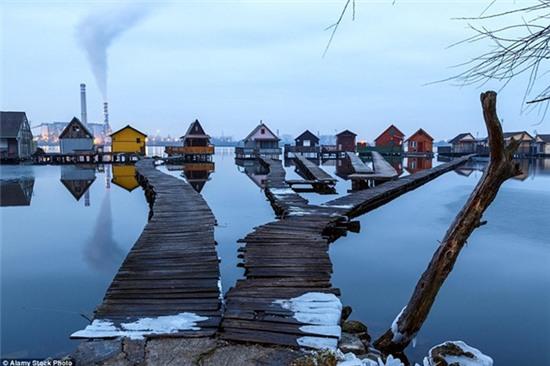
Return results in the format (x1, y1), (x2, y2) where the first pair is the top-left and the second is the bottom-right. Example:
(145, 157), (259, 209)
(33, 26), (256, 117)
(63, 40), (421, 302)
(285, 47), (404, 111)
(406, 128), (434, 155)
(336, 130), (357, 152)
(374, 124), (405, 154)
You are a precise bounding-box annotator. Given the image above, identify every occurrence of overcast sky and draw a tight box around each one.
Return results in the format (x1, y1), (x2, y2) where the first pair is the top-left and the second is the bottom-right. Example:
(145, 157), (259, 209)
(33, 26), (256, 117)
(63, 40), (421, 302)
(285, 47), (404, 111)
(1, 0), (544, 141)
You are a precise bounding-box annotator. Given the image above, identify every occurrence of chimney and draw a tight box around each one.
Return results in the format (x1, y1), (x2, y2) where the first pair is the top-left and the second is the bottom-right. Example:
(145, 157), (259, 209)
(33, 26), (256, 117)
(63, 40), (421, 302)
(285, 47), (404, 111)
(103, 102), (109, 124)
(80, 83), (88, 125)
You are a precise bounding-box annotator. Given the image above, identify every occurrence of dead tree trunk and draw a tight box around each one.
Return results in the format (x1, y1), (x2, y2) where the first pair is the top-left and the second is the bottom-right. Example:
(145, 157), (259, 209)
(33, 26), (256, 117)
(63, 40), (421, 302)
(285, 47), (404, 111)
(374, 91), (521, 354)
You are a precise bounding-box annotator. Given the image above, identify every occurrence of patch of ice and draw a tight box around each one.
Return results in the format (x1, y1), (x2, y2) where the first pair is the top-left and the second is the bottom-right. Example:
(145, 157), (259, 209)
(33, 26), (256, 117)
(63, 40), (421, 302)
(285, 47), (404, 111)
(300, 325), (342, 338)
(297, 336), (338, 350)
(323, 204), (353, 209)
(270, 188), (295, 195)
(274, 292), (342, 325)
(423, 341), (493, 366)
(71, 312), (208, 340)
(336, 352), (408, 366)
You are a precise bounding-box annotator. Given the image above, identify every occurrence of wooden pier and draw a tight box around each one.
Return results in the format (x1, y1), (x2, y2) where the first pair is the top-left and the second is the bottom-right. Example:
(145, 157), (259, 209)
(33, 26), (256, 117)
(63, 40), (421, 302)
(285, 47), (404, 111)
(348, 151), (398, 190)
(72, 159), (221, 339)
(220, 155), (473, 349)
(346, 151), (373, 175)
(292, 155), (337, 193)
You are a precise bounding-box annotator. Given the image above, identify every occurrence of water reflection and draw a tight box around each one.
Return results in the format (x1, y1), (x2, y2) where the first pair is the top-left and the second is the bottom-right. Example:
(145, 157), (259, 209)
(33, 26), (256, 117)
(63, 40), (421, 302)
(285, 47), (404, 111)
(235, 159), (269, 188)
(111, 165), (139, 192)
(405, 157), (432, 174)
(60, 165), (96, 205)
(83, 191), (125, 273)
(335, 157), (354, 180)
(0, 177), (35, 206)
(166, 162), (216, 192)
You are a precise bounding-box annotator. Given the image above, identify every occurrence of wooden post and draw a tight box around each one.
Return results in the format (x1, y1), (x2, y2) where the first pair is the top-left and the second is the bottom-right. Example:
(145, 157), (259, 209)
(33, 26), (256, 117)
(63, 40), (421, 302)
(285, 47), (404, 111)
(374, 91), (521, 354)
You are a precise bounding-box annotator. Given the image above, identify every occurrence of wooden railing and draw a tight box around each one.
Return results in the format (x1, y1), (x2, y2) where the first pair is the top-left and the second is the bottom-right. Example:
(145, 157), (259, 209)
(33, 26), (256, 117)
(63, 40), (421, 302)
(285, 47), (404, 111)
(165, 145), (214, 156)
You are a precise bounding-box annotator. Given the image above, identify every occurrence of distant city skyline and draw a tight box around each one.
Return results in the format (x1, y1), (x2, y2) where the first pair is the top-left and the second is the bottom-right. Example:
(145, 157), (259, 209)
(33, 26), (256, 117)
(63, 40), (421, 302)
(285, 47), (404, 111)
(2, 1), (546, 142)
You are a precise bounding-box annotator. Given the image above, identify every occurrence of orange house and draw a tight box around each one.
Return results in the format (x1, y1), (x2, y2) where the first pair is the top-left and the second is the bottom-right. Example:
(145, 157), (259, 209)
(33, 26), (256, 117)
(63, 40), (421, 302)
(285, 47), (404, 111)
(406, 129), (433, 154)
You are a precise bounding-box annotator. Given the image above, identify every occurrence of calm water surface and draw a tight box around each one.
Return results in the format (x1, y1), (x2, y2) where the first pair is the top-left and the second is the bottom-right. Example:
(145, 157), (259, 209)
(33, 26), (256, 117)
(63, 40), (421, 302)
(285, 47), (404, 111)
(1, 149), (548, 365)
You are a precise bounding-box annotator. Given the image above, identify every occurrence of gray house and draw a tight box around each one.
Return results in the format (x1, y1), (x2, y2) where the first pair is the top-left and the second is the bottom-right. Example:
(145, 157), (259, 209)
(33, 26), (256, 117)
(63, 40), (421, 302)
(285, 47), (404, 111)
(0, 111), (33, 160)
(235, 121), (281, 159)
(59, 117), (94, 154)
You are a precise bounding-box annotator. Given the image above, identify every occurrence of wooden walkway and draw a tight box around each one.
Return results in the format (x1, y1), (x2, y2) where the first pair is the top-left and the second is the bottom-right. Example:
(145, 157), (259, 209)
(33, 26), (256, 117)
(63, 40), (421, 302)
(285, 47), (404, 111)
(325, 155), (474, 218)
(346, 151), (373, 174)
(293, 155), (336, 187)
(220, 158), (347, 349)
(371, 151), (398, 179)
(72, 159), (222, 339)
(220, 155), (473, 349)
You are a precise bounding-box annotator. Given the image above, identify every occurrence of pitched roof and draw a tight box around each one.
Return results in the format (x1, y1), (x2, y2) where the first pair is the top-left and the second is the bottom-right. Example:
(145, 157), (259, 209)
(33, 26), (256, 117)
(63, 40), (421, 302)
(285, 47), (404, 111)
(405, 128), (434, 142)
(374, 124), (405, 142)
(110, 124), (147, 138)
(181, 119), (210, 140)
(244, 121), (280, 141)
(336, 129), (357, 137)
(448, 132), (475, 144)
(295, 130), (319, 142)
(59, 117), (94, 139)
(536, 134), (550, 143)
(502, 131), (534, 140)
(0, 111), (28, 138)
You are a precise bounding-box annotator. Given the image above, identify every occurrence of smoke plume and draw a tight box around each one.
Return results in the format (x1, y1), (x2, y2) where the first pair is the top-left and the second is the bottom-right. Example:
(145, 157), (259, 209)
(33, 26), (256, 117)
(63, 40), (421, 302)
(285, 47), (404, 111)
(77, 3), (152, 100)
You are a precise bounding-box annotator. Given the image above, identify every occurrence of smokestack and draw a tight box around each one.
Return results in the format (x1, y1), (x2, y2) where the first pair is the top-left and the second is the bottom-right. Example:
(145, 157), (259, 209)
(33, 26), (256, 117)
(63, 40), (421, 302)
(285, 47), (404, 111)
(80, 83), (88, 125)
(103, 102), (109, 124)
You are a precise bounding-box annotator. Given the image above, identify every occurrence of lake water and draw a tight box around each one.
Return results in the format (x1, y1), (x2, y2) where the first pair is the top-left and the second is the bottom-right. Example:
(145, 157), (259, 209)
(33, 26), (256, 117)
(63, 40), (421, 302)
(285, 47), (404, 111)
(1, 148), (548, 365)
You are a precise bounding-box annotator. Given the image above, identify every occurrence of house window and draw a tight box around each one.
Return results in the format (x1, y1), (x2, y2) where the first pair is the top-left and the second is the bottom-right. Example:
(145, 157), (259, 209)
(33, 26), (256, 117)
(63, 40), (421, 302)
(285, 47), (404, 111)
(261, 128), (265, 134)
(136, 138), (141, 143)
(411, 141), (417, 148)
(303, 140), (311, 147)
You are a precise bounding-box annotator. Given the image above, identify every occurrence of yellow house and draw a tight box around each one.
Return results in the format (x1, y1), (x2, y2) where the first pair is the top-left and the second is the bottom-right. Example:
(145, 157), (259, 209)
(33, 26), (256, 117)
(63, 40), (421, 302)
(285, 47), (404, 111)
(110, 125), (147, 154)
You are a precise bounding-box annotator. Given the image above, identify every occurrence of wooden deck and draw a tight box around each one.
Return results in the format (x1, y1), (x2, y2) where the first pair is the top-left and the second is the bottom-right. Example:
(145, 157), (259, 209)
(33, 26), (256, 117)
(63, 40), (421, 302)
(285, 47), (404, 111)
(371, 151), (398, 179)
(71, 159), (221, 339)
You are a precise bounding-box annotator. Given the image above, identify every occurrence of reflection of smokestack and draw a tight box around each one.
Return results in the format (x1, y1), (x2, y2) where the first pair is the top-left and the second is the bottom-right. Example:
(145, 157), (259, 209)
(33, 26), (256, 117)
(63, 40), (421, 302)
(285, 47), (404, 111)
(80, 83), (88, 125)
(103, 102), (109, 124)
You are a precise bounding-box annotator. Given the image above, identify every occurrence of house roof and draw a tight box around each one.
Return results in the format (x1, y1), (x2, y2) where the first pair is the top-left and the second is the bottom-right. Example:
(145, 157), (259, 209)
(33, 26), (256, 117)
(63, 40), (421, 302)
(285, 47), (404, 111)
(110, 124), (147, 138)
(244, 121), (280, 141)
(374, 124), (405, 142)
(181, 119), (210, 140)
(59, 117), (94, 139)
(295, 130), (319, 142)
(448, 132), (475, 144)
(336, 129), (357, 137)
(536, 134), (550, 143)
(0, 111), (28, 138)
(405, 128), (434, 142)
(502, 131), (534, 140)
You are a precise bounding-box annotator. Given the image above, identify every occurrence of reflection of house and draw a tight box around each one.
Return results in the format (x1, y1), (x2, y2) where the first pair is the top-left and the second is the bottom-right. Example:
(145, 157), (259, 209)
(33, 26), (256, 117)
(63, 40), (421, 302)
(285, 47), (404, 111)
(406, 128), (434, 155)
(535, 134), (550, 156)
(406, 157), (433, 174)
(336, 130), (357, 152)
(374, 124), (404, 155)
(237, 160), (269, 188)
(335, 156), (354, 180)
(0, 178), (34, 206)
(110, 125), (147, 154)
(111, 165), (139, 192)
(60, 165), (96, 201)
(59, 117), (94, 154)
(449, 133), (476, 154)
(284, 130), (320, 159)
(165, 119), (214, 159)
(182, 162), (215, 192)
(235, 121), (281, 159)
(0, 111), (33, 160)
(503, 131), (535, 156)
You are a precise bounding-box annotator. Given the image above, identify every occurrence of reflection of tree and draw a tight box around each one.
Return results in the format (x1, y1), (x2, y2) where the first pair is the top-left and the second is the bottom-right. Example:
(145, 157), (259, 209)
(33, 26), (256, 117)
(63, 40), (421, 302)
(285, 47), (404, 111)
(83, 191), (125, 273)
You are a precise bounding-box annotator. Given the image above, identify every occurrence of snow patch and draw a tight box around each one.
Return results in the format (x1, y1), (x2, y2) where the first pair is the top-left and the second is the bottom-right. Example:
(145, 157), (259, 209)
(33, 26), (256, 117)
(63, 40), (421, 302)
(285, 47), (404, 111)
(391, 306), (407, 343)
(297, 336), (338, 350)
(423, 341), (493, 366)
(336, 352), (408, 366)
(270, 188), (295, 195)
(300, 325), (342, 337)
(71, 312), (208, 340)
(323, 204), (353, 209)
